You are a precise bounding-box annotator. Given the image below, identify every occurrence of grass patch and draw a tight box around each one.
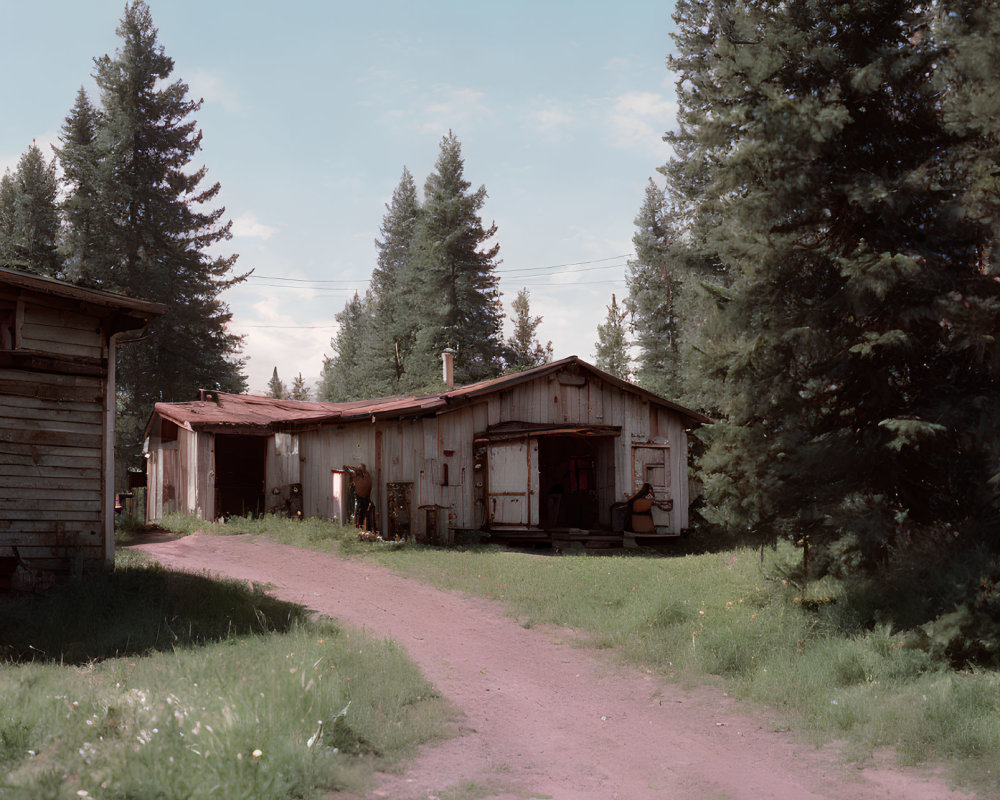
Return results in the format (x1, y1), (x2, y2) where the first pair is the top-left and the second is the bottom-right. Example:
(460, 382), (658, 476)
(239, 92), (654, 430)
(155, 512), (360, 554)
(0, 554), (451, 799)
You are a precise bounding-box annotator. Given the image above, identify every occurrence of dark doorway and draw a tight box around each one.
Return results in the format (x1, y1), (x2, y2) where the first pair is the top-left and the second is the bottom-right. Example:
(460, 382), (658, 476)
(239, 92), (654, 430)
(214, 434), (267, 518)
(538, 436), (602, 529)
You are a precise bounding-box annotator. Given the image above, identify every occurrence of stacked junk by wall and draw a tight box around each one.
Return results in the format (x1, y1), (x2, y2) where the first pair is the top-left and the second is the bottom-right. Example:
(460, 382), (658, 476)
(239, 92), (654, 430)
(144, 356), (709, 548)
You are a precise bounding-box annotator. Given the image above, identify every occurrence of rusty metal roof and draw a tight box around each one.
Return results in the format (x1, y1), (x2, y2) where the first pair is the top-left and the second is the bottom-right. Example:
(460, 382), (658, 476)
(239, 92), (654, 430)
(151, 355), (710, 433)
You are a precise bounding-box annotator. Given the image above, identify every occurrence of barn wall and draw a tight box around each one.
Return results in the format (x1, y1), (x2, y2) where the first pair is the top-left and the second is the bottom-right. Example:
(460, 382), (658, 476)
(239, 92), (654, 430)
(480, 370), (690, 533)
(298, 424), (376, 521)
(0, 300), (110, 579)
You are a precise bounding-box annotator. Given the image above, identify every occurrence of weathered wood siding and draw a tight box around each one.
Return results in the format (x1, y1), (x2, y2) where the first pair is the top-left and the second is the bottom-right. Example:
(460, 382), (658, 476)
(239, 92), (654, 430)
(0, 302), (109, 576)
(298, 424), (376, 521)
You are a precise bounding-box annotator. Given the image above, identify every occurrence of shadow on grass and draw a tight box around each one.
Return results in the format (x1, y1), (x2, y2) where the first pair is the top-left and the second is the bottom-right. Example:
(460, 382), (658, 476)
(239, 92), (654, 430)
(0, 560), (310, 665)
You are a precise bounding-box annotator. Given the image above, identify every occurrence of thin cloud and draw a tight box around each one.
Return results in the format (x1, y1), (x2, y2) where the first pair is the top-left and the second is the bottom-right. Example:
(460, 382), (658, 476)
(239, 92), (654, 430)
(232, 211), (279, 240)
(524, 99), (574, 142)
(188, 70), (244, 114)
(608, 91), (677, 156)
(412, 86), (491, 134)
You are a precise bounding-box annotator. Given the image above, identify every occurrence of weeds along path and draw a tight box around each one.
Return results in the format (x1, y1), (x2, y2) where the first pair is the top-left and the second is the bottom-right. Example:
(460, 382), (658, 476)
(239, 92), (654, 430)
(132, 532), (962, 800)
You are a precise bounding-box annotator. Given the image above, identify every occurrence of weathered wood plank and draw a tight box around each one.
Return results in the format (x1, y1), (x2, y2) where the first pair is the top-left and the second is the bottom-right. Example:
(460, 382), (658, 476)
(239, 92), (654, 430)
(0, 393), (104, 415)
(0, 443), (103, 465)
(0, 351), (106, 378)
(2, 487), (100, 501)
(0, 398), (104, 425)
(21, 303), (104, 332)
(0, 510), (102, 523)
(18, 322), (104, 358)
(1, 475), (100, 491)
(0, 531), (101, 546)
(0, 519), (101, 532)
(0, 414), (103, 436)
(0, 498), (103, 513)
(0, 426), (103, 450)
(0, 377), (105, 404)
(0, 368), (102, 387)
(0, 464), (102, 480)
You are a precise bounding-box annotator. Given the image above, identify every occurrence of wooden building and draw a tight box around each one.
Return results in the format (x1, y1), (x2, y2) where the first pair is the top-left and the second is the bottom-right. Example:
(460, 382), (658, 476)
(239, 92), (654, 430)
(0, 267), (162, 588)
(144, 356), (709, 545)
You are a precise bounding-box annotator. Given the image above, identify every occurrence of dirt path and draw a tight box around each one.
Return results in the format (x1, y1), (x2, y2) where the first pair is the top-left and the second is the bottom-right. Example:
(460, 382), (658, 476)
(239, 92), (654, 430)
(131, 532), (966, 800)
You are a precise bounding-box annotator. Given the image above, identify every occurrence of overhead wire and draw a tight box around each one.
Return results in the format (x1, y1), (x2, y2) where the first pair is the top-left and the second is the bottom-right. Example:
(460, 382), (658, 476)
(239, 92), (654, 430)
(236, 253), (631, 329)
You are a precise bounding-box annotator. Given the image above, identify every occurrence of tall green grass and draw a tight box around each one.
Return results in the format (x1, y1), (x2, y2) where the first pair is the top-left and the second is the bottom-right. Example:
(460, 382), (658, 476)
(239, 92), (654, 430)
(155, 512), (358, 553)
(0, 555), (451, 799)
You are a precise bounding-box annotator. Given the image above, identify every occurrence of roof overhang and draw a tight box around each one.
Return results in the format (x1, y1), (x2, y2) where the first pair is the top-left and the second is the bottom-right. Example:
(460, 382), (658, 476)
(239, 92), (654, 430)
(476, 422), (622, 443)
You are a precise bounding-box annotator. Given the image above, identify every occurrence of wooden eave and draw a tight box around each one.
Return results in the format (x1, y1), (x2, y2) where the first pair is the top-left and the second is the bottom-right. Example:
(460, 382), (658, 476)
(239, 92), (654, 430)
(0, 267), (165, 332)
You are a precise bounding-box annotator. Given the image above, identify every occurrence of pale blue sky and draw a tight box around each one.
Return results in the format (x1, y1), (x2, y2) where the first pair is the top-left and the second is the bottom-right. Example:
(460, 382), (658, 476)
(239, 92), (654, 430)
(1, 1), (679, 394)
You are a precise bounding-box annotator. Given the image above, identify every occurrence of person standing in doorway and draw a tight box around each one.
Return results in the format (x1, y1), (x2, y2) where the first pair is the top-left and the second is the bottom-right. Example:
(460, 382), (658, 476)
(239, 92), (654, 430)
(345, 463), (374, 532)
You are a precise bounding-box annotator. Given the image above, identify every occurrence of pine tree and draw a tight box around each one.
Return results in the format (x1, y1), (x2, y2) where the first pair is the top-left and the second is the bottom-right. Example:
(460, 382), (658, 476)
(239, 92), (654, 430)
(55, 87), (106, 285)
(626, 180), (682, 398)
(0, 172), (17, 264)
(506, 287), (552, 372)
(80, 1), (246, 473)
(289, 373), (310, 401)
(318, 292), (379, 401)
(402, 132), (504, 388)
(371, 167), (421, 390)
(266, 367), (287, 399)
(594, 293), (630, 380)
(668, 0), (1000, 588)
(0, 144), (61, 277)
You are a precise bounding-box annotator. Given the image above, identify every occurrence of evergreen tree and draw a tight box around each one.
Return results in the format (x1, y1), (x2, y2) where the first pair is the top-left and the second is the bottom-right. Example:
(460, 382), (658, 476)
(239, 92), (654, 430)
(594, 293), (630, 380)
(266, 367), (287, 399)
(626, 180), (682, 398)
(318, 292), (379, 401)
(505, 287), (552, 372)
(289, 372), (310, 401)
(55, 87), (106, 285)
(80, 1), (246, 473)
(371, 167), (421, 390)
(0, 171), (17, 264)
(402, 132), (504, 388)
(0, 144), (61, 276)
(667, 0), (1000, 593)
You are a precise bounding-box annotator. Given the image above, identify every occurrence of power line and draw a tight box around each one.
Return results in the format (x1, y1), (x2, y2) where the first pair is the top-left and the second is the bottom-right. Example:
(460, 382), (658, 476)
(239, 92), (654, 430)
(246, 253), (633, 285)
(234, 323), (339, 329)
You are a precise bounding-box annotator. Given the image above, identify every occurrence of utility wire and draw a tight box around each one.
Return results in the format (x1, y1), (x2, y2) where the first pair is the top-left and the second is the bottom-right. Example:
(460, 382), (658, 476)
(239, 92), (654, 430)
(246, 253), (632, 285)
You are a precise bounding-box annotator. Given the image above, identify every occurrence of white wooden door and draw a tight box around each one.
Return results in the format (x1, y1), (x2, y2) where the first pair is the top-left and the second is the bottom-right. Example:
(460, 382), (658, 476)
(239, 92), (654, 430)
(487, 440), (538, 526)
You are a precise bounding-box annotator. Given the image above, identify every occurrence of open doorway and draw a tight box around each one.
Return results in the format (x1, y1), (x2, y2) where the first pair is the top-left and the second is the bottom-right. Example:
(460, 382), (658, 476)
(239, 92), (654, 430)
(538, 436), (610, 529)
(214, 434), (267, 518)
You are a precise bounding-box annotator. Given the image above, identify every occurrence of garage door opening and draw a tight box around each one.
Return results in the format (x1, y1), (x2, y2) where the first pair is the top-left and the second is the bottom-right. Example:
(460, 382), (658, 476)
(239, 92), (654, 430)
(538, 435), (612, 529)
(214, 434), (267, 518)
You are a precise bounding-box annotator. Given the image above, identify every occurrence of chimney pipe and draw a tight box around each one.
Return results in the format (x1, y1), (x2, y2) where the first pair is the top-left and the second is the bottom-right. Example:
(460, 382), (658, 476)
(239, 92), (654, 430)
(442, 348), (455, 389)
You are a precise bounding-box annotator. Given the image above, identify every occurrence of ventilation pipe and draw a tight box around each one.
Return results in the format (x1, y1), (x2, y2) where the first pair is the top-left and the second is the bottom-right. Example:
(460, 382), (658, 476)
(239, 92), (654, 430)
(442, 348), (455, 389)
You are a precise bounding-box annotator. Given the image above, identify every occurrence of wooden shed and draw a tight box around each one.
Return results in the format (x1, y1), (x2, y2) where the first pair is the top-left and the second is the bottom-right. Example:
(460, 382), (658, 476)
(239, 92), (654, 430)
(145, 356), (709, 545)
(0, 267), (163, 588)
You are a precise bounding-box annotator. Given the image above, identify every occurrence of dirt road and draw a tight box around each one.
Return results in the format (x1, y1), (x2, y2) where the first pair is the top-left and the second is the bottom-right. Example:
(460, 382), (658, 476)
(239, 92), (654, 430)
(131, 532), (966, 800)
